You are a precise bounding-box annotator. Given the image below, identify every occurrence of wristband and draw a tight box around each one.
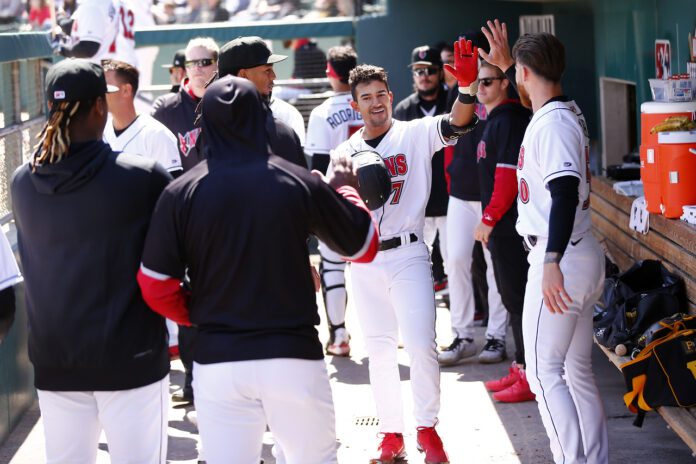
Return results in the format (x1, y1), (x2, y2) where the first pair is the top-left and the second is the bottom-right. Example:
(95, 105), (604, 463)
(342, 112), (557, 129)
(457, 92), (475, 104)
(543, 252), (562, 264)
(458, 79), (479, 96)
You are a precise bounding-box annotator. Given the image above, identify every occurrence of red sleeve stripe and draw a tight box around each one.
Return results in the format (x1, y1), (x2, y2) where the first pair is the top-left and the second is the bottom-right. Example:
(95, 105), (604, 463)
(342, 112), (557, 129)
(336, 185), (379, 263)
(482, 166), (518, 227)
(137, 265), (191, 326)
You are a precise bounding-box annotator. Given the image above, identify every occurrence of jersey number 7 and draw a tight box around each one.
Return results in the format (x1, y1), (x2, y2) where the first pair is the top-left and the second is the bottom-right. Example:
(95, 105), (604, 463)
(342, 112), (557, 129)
(390, 180), (404, 205)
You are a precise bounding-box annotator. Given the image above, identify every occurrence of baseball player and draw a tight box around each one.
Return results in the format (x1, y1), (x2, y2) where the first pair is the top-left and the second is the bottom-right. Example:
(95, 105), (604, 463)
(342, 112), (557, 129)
(393, 45), (450, 303)
(473, 60), (534, 401)
(217, 36), (306, 145)
(137, 75), (378, 464)
(60, 0), (137, 66)
(482, 20), (608, 463)
(162, 49), (186, 93)
(305, 45), (361, 356)
(11, 59), (171, 463)
(0, 231), (22, 345)
(332, 39), (479, 463)
(103, 59), (183, 176)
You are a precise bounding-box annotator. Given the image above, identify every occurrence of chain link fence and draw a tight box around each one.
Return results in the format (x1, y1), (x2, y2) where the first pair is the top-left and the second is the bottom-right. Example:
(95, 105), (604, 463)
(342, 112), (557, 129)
(0, 58), (48, 222)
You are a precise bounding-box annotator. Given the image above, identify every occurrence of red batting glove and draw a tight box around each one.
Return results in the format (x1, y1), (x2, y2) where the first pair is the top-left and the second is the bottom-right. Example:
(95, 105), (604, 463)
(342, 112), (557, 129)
(444, 38), (479, 95)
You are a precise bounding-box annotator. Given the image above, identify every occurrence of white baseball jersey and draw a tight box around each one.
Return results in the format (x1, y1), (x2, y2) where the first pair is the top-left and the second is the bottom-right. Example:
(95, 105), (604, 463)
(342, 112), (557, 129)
(515, 99), (591, 238)
(333, 115), (455, 238)
(104, 114), (182, 173)
(0, 232), (21, 292)
(71, 0), (136, 66)
(305, 91), (363, 156)
(270, 98), (306, 147)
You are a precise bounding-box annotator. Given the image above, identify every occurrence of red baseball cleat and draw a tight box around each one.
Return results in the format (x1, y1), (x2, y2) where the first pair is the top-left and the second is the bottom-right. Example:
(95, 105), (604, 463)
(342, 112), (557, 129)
(416, 426), (449, 464)
(484, 361), (521, 392)
(369, 433), (406, 464)
(492, 368), (536, 403)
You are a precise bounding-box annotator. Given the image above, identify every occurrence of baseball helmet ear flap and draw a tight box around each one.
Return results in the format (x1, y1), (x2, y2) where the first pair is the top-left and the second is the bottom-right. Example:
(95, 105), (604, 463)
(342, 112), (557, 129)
(351, 150), (392, 211)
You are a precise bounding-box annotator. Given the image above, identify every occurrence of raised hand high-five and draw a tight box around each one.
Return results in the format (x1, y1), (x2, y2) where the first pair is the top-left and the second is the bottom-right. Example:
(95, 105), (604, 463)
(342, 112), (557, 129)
(444, 38), (479, 96)
(480, 19), (515, 72)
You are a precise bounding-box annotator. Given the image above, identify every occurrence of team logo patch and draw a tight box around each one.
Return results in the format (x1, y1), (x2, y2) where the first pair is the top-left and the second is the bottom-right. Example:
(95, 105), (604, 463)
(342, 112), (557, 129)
(418, 50), (427, 59)
(476, 140), (487, 162)
(53, 90), (65, 100)
(563, 162), (572, 167)
(517, 146), (525, 169)
(519, 178), (530, 204)
(178, 128), (202, 157)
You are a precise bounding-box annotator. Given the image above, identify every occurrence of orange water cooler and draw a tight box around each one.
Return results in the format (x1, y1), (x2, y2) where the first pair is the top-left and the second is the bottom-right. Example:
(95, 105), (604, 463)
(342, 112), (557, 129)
(657, 130), (696, 218)
(640, 101), (696, 213)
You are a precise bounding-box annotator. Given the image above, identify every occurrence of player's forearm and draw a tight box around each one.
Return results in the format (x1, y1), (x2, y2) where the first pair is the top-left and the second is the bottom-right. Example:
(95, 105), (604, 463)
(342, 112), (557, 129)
(334, 186), (378, 263)
(482, 165), (518, 226)
(449, 96), (475, 127)
(546, 176), (579, 255)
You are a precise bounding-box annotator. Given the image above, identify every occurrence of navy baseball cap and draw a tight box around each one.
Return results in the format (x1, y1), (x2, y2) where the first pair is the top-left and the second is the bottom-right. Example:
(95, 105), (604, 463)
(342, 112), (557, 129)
(409, 45), (442, 67)
(162, 49), (185, 69)
(46, 59), (118, 103)
(218, 36), (287, 76)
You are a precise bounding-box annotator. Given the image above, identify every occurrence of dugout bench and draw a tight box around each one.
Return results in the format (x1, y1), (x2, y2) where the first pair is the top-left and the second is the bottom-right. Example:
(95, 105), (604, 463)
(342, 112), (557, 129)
(590, 176), (696, 456)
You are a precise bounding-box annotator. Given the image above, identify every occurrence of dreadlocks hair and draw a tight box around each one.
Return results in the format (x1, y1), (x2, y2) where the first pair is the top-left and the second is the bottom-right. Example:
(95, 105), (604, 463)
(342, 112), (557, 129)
(33, 98), (94, 169)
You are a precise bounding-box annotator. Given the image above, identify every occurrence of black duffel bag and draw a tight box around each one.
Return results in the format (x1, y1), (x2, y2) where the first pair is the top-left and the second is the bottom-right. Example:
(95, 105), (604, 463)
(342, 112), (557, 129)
(593, 260), (686, 351)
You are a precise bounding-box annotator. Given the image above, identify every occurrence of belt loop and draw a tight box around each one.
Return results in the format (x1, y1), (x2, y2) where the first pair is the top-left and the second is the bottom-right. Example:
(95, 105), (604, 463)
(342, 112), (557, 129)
(400, 231), (408, 246)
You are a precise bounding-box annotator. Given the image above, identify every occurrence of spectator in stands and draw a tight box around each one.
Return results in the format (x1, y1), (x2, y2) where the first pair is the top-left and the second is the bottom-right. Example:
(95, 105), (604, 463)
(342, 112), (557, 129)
(233, 0), (299, 21)
(182, 0), (203, 23)
(309, 0), (353, 17)
(201, 0), (229, 22)
(153, 0), (178, 25)
(28, 0), (52, 30)
(0, 0), (23, 28)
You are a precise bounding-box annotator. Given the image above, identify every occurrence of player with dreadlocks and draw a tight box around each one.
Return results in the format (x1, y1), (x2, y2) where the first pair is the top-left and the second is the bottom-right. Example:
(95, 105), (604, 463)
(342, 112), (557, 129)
(11, 59), (173, 463)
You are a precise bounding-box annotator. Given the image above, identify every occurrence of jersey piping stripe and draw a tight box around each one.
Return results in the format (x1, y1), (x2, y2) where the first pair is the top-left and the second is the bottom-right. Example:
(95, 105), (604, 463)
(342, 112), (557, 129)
(0, 274), (22, 289)
(140, 263), (172, 281)
(543, 169), (581, 182)
(113, 122), (147, 152)
(435, 114), (448, 146)
(534, 298), (566, 463)
(526, 106), (577, 133)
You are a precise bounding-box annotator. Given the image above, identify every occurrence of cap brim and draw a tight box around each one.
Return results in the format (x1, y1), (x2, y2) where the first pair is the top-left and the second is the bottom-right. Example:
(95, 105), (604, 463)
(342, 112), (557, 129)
(106, 84), (119, 93)
(267, 53), (288, 64)
(408, 61), (437, 67)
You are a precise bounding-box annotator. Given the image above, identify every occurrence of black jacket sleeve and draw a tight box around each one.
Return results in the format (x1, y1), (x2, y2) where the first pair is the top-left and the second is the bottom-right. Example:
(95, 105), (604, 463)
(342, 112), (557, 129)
(546, 176), (579, 255)
(307, 178), (373, 258)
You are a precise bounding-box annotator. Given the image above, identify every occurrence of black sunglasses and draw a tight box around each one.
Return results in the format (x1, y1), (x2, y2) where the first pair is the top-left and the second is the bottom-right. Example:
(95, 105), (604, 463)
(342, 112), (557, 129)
(479, 77), (504, 87)
(413, 67), (439, 77)
(185, 58), (216, 69)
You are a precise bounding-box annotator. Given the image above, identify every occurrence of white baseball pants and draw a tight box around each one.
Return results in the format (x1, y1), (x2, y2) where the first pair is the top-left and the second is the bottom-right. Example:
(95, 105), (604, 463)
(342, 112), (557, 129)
(423, 215), (448, 273)
(446, 198), (507, 339)
(523, 234), (608, 464)
(350, 241), (440, 432)
(37, 376), (169, 464)
(193, 359), (337, 464)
